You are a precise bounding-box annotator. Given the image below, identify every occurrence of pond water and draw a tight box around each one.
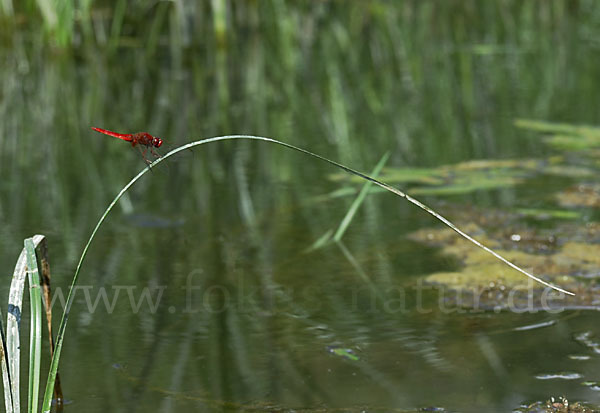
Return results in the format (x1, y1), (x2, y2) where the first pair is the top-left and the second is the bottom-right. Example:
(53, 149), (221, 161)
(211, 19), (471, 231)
(2, 2), (600, 412)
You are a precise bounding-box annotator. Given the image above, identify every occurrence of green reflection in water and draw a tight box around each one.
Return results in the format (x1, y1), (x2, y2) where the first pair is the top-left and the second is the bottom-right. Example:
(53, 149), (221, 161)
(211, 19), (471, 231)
(2, 1), (600, 412)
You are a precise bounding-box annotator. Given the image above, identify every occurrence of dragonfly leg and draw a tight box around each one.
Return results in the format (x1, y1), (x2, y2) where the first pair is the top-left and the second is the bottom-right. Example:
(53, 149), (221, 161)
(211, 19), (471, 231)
(136, 145), (152, 165)
(149, 147), (162, 160)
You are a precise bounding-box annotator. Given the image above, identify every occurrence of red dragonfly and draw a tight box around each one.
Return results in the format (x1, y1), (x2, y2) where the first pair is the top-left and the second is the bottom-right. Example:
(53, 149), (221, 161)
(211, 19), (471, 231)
(92, 127), (163, 164)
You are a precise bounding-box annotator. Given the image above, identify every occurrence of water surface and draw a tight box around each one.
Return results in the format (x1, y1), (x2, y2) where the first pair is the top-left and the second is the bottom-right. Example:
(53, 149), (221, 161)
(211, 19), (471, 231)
(1, 2), (600, 411)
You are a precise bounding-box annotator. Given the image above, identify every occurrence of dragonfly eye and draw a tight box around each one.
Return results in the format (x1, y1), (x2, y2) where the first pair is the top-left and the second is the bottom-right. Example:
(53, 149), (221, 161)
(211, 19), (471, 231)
(154, 138), (163, 148)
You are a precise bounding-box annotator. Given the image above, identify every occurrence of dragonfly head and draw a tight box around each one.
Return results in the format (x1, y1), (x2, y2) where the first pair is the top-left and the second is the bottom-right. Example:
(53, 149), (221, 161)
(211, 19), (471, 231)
(153, 137), (163, 148)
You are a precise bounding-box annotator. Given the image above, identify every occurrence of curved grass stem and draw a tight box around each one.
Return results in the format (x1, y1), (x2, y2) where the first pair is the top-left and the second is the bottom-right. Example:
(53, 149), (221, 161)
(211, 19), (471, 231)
(40, 134), (574, 412)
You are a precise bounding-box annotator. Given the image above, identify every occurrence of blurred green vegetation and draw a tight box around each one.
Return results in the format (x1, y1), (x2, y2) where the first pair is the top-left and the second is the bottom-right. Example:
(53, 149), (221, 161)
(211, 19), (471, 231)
(2, 0), (599, 251)
(2, 1), (600, 411)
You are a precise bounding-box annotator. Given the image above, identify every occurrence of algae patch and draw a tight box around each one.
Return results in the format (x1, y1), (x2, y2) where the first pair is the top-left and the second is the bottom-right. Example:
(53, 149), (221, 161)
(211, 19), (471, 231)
(407, 207), (600, 310)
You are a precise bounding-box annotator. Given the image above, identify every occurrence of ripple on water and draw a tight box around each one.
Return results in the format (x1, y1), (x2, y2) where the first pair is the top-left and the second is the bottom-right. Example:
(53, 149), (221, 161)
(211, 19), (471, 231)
(535, 372), (583, 380)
